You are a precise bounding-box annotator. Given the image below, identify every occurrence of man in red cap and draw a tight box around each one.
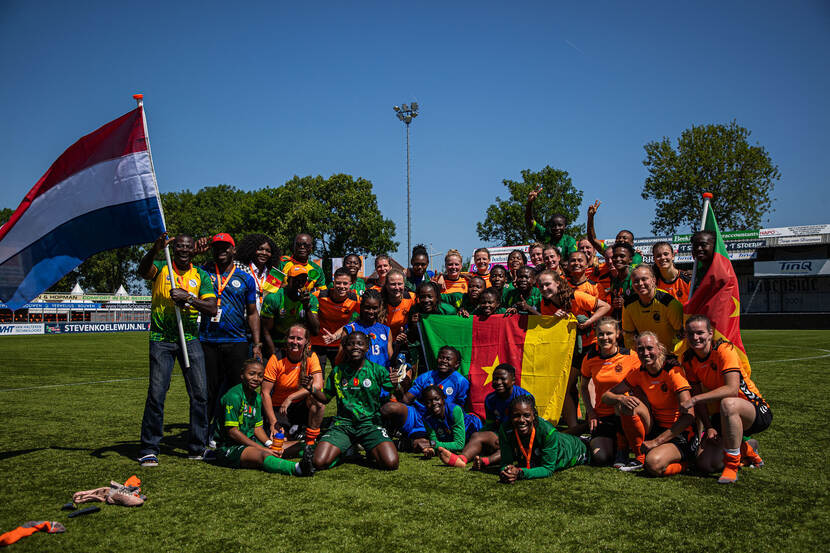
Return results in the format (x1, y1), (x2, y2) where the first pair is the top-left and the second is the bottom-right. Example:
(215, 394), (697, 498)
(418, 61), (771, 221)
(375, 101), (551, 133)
(199, 233), (262, 440)
(261, 264), (320, 359)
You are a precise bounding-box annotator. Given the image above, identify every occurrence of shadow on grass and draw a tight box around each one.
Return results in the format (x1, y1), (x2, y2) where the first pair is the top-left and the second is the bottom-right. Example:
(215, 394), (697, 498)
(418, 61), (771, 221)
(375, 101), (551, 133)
(89, 423), (193, 460)
(0, 447), (47, 461)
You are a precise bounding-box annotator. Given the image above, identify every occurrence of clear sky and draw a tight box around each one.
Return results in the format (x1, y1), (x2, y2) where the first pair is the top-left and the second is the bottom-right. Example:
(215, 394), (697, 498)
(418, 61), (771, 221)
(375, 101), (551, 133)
(2, 1), (828, 267)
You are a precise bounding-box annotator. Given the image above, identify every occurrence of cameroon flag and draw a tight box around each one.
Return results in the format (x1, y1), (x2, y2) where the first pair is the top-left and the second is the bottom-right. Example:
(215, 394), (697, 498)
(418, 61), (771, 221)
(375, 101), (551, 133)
(262, 267), (285, 294)
(684, 205), (752, 376)
(419, 314), (576, 422)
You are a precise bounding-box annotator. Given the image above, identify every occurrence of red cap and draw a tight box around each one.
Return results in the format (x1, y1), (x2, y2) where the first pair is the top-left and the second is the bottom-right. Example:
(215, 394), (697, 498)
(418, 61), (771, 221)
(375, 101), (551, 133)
(211, 233), (235, 246)
(702, 192), (713, 199)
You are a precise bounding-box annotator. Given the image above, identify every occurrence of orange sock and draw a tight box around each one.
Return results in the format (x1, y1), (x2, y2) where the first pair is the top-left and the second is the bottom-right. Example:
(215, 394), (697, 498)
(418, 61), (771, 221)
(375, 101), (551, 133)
(0, 521), (63, 546)
(305, 428), (320, 446)
(124, 475), (141, 488)
(718, 451), (741, 483)
(662, 462), (686, 476)
(621, 415), (645, 462)
(740, 441), (763, 467)
(446, 453), (467, 467)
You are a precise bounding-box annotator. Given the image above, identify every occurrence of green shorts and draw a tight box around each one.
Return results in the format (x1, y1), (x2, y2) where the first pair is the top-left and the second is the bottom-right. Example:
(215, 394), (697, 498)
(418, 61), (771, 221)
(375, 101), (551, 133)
(215, 445), (247, 468)
(319, 419), (391, 453)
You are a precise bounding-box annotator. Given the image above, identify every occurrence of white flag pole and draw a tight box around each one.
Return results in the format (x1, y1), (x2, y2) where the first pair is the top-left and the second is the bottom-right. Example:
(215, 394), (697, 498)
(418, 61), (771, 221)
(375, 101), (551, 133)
(687, 191), (713, 300)
(133, 94), (190, 368)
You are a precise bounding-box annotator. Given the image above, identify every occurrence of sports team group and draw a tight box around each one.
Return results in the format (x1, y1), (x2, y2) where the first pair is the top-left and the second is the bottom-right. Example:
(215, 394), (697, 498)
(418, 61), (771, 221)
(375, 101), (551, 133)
(135, 189), (772, 485)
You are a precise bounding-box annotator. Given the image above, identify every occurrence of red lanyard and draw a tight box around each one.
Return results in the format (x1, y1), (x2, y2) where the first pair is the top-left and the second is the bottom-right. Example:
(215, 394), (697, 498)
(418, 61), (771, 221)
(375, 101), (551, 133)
(214, 264), (236, 307)
(514, 425), (536, 469)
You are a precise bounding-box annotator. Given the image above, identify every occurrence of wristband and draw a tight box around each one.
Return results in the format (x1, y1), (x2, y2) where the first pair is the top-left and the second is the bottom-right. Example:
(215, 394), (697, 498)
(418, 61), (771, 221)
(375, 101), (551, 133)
(264, 439), (273, 448)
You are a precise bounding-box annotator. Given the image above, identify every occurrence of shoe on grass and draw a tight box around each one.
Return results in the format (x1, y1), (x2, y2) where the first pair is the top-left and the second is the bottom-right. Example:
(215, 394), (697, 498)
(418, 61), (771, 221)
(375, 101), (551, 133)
(138, 454), (158, 467)
(612, 450), (628, 469)
(619, 459), (644, 472)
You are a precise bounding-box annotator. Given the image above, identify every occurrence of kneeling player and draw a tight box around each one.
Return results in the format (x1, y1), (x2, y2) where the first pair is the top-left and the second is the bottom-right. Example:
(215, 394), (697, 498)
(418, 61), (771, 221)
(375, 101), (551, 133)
(301, 332), (401, 471)
(213, 359), (307, 476)
(682, 315), (770, 484)
(602, 332), (695, 476)
(498, 395), (588, 483)
(420, 386), (482, 459)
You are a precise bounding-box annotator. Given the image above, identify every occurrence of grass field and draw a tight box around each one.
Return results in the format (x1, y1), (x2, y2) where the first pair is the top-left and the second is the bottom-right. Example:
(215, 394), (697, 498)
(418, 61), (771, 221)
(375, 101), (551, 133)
(0, 331), (829, 552)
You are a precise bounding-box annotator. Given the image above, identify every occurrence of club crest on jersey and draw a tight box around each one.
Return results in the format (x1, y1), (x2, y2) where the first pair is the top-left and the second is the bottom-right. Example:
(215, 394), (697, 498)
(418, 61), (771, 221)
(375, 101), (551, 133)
(189, 279), (198, 288)
(232, 279), (241, 288)
(380, 333), (387, 341)
(363, 378), (372, 388)
(661, 383), (668, 392)
(614, 364), (623, 373)
(445, 386), (454, 396)
(653, 313), (661, 322)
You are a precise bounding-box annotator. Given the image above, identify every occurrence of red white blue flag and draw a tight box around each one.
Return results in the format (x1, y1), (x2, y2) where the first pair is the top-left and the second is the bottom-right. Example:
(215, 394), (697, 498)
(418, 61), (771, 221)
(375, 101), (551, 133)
(0, 107), (165, 309)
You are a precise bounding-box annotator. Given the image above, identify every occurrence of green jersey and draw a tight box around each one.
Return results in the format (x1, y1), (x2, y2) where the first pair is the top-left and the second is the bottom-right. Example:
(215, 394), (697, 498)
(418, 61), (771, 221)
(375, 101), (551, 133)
(441, 292), (479, 312)
(531, 221), (577, 256)
(215, 383), (263, 446)
(502, 287), (542, 311)
(148, 260), (216, 342)
(498, 417), (587, 479)
(425, 404), (467, 452)
(324, 361), (393, 425)
(261, 288), (319, 342)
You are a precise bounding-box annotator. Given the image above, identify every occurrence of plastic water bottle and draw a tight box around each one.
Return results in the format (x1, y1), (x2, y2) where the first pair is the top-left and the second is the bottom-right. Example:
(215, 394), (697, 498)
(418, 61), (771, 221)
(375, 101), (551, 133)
(271, 431), (285, 453)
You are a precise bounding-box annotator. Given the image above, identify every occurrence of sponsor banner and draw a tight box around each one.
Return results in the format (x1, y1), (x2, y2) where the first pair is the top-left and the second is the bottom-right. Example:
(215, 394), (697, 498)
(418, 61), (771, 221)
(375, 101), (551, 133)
(676, 239), (766, 254)
(37, 293), (151, 302)
(468, 245), (541, 271)
(633, 236), (673, 247)
(0, 323), (45, 335)
(754, 259), (830, 277)
(777, 235), (823, 245)
(44, 322), (150, 334)
(674, 229), (760, 242)
(648, 251), (758, 264)
(0, 302), (102, 310)
(759, 224), (830, 238)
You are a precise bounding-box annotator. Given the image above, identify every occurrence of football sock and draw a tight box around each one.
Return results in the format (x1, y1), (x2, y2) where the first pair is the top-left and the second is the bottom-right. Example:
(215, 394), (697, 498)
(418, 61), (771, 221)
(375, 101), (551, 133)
(740, 441), (763, 466)
(263, 455), (297, 476)
(718, 450), (741, 484)
(662, 462), (686, 476)
(305, 427), (320, 446)
(447, 453), (467, 467)
(621, 414), (646, 462)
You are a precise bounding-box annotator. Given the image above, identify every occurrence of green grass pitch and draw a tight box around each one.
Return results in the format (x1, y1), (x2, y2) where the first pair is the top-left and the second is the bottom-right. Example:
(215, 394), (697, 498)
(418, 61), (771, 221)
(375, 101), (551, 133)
(0, 331), (829, 552)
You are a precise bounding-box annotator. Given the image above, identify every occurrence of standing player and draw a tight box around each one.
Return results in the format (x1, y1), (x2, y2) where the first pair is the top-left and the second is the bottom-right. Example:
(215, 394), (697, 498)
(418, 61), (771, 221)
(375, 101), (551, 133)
(602, 332), (695, 475)
(528, 243), (546, 274)
(498, 395), (588, 483)
(302, 332), (401, 471)
(279, 233), (325, 291)
(542, 244), (563, 276)
(488, 265), (510, 305)
(525, 186), (577, 256)
(609, 242), (637, 322)
(442, 275), (486, 317)
(261, 266), (320, 359)
(341, 254), (367, 296)
(586, 200), (643, 266)
(652, 242), (691, 303)
(566, 251), (601, 298)
(324, 289), (393, 369)
(312, 268), (360, 371)
(463, 247), (492, 287)
(438, 249), (468, 294)
(579, 317), (639, 466)
(405, 245), (432, 292)
(213, 359), (308, 476)
(681, 315), (770, 484)
(368, 254), (392, 291)
(622, 265), (684, 351)
(506, 249), (528, 283)
(502, 266), (542, 314)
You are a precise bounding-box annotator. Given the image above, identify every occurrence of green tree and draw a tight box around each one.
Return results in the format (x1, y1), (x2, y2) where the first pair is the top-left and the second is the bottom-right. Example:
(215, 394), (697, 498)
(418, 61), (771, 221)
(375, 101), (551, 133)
(50, 247), (145, 293)
(642, 121), (780, 234)
(476, 166), (584, 245)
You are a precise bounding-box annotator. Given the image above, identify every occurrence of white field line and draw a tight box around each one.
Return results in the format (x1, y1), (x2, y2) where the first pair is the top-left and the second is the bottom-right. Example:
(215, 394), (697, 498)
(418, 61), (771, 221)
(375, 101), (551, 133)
(752, 348), (830, 364)
(0, 376), (148, 392)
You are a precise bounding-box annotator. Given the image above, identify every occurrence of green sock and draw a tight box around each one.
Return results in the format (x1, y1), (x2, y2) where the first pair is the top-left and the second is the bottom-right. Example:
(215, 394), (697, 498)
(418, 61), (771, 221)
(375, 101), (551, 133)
(263, 456), (297, 476)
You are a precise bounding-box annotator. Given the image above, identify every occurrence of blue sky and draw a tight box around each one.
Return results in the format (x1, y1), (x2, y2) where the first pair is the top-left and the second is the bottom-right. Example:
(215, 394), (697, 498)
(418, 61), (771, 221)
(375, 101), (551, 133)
(1, 1), (828, 267)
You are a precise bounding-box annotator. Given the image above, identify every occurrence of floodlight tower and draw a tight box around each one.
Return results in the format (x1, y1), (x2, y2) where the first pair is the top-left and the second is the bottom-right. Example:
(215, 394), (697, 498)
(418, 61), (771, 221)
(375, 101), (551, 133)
(393, 102), (419, 257)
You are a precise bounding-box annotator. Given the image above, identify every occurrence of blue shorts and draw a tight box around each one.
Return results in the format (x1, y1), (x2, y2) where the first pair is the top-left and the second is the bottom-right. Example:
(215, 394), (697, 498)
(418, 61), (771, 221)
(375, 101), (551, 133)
(401, 405), (426, 438)
(464, 413), (483, 438)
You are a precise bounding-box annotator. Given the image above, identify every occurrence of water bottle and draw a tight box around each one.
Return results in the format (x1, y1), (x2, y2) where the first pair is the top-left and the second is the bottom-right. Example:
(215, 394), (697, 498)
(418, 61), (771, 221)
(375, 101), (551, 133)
(271, 430), (285, 453)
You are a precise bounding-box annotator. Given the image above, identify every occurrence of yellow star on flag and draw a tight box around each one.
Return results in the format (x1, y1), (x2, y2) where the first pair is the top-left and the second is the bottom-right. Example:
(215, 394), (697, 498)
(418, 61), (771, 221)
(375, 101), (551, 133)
(481, 355), (500, 387)
(730, 296), (740, 318)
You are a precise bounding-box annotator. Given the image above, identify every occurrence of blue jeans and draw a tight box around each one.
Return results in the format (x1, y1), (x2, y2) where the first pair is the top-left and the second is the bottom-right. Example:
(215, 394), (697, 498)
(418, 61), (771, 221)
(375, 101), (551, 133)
(140, 339), (208, 456)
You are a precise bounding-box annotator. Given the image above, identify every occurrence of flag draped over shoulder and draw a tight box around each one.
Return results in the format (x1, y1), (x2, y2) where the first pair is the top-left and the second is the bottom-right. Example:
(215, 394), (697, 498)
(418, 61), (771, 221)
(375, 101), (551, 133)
(420, 314), (576, 422)
(0, 107), (165, 310)
(684, 205), (752, 375)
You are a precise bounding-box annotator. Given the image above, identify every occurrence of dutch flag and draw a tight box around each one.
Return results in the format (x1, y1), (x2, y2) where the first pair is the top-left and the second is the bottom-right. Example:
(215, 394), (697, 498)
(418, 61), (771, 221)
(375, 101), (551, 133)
(0, 106), (165, 309)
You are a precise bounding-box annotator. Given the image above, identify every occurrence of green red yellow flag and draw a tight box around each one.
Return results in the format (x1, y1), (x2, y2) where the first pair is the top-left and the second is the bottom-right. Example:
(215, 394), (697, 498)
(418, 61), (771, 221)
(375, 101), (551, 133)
(420, 314), (576, 422)
(684, 204), (752, 376)
(262, 267), (284, 294)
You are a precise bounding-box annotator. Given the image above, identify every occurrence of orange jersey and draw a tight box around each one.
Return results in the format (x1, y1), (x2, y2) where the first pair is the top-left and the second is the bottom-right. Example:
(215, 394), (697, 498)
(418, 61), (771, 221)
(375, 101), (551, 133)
(592, 263), (613, 303)
(311, 289), (360, 346)
(581, 347), (640, 417)
(656, 272), (692, 303)
(569, 278), (600, 298)
(540, 290), (600, 344)
(264, 352), (322, 405)
(624, 360), (691, 427)
(683, 342), (767, 414)
(386, 292), (416, 339)
(442, 276), (468, 294)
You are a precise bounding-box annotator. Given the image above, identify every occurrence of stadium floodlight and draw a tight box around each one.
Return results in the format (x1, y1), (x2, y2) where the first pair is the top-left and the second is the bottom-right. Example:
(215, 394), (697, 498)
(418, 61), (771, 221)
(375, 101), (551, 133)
(392, 101), (420, 256)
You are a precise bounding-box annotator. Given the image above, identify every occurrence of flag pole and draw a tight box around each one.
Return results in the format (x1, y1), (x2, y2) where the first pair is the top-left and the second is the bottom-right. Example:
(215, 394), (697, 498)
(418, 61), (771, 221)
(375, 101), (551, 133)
(133, 94), (191, 368)
(687, 192), (713, 300)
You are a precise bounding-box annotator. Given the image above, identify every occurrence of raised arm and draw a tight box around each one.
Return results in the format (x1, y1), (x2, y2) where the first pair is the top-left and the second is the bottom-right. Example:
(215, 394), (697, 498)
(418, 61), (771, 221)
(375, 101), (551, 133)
(586, 200), (605, 253)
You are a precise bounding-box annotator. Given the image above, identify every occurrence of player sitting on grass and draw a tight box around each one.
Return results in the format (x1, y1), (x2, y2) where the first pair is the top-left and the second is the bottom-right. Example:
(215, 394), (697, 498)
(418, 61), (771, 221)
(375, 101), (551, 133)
(420, 385), (482, 459)
(498, 395), (588, 483)
(681, 315), (770, 484)
(213, 359), (309, 476)
(260, 323), (324, 457)
(602, 332), (695, 475)
(381, 345), (469, 452)
(301, 331), (401, 472)
(439, 363), (530, 470)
